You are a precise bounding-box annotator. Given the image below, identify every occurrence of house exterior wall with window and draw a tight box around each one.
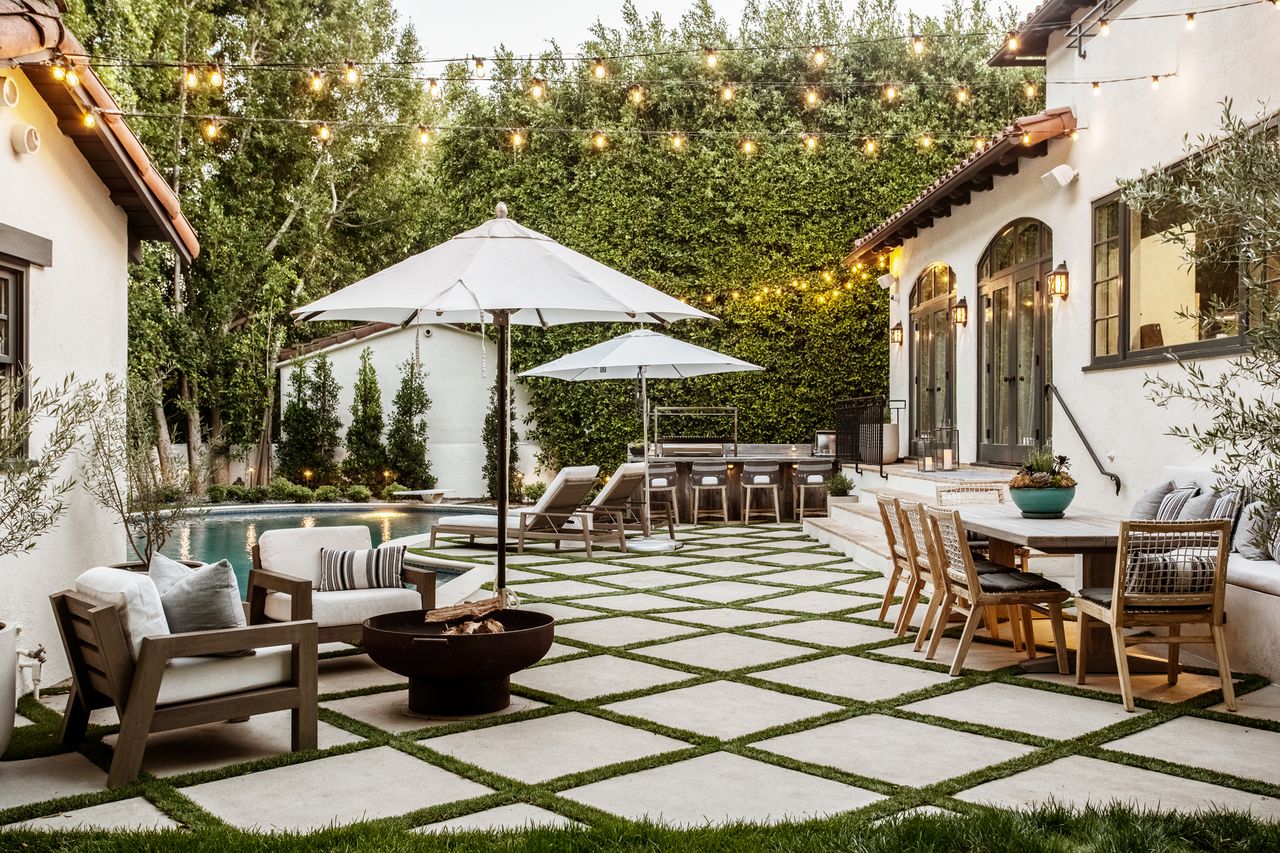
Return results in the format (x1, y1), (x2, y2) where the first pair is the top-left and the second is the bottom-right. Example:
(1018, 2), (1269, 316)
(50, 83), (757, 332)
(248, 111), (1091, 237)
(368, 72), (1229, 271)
(0, 68), (132, 685)
(880, 0), (1280, 513)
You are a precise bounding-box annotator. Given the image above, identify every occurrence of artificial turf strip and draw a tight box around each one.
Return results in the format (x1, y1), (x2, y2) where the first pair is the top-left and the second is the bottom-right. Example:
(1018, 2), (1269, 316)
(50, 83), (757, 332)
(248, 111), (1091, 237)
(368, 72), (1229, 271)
(3, 522), (1278, 844)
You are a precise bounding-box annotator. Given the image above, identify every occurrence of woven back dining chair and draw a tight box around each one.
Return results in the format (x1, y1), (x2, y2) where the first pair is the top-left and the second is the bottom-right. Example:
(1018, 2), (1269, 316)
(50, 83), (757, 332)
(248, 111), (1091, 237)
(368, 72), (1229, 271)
(875, 494), (915, 628)
(741, 461), (781, 524)
(897, 500), (950, 647)
(691, 461), (730, 524)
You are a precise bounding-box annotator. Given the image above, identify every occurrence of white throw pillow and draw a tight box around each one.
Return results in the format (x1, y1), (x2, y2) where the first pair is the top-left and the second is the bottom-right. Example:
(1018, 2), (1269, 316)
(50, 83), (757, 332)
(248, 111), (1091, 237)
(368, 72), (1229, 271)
(75, 566), (170, 659)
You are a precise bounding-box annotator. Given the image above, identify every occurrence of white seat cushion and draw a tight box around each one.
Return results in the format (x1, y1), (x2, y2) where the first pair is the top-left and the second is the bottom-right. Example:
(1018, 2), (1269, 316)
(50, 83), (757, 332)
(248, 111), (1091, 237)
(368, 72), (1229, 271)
(257, 526), (372, 588)
(1227, 553), (1280, 596)
(156, 644), (293, 705)
(74, 567), (169, 659)
(263, 587), (422, 627)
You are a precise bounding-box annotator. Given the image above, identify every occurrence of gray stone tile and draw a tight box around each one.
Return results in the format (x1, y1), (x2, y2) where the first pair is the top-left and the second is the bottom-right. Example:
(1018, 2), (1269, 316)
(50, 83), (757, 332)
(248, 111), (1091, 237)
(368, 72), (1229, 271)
(747, 539), (828, 551)
(501, 568), (554, 582)
(678, 560), (772, 578)
(515, 602), (597, 621)
(692, 547), (769, 559)
(423, 712), (688, 783)
(874, 638), (1018, 671)
(668, 580), (790, 603)
(534, 561), (618, 577)
(754, 655), (949, 702)
(1026, 670), (1233, 705)
(40, 693), (119, 727)
(505, 554), (573, 566)
(751, 568), (858, 587)
(755, 714), (1034, 786)
(572, 592), (693, 612)
(102, 710), (361, 777)
(323, 691), (545, 734)
(694, 527), (761, 536)
(554, 616), (701, 647)
(516, 578), (618, 599)
(590, 570), (703, 590)
(751, 551), (843, 567)
(414, 803), (581, 833)
(753, 529), (807, 539)
(750, 619), (900, 648)
(662, 608), (797, 629)
(686, 536), (762, 546)
(183, 746), (489, 830)
(901, 682), (1142, 740)
(605, 681), (839, 738)
(749, 591), (871, 613)
(1106, 716), (1280, 785)
(0, 753), (106, 810)
(541, 641), (580, 659)
(836, 576), (893, 595)
(1213, 684), (1280, 721)
(8, 797), (179, 832)
(637, 633), (809, 670)
(955, 755), (1280, 818)
(13, 713), (35, 728)
(601, 554), (705, 568)
(561, 751), (882, 825)
(318, 653), (406, 695)
(512, 654), (690, 700)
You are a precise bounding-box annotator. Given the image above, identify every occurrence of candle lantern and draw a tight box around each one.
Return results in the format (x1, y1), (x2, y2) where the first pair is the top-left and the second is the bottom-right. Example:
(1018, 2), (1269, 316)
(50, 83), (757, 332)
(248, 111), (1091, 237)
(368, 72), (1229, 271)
(915, 430), (934, 471)
(932, 426), (960, 472)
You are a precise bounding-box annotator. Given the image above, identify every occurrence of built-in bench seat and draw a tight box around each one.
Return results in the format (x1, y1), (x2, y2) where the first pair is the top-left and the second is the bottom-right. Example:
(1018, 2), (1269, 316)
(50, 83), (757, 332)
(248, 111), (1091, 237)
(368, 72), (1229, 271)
(1227, 553), (1280, 597)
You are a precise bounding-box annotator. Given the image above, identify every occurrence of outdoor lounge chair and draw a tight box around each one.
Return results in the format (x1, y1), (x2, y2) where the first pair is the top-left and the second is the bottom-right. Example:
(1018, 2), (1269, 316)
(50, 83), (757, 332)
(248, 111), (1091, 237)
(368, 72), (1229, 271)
(247, 526), (444, 645)
(578, 462), (675, 541)
(1076, 519), (1236, 712)
(428, 465), (605, 555)
(51, 567), (318, 787)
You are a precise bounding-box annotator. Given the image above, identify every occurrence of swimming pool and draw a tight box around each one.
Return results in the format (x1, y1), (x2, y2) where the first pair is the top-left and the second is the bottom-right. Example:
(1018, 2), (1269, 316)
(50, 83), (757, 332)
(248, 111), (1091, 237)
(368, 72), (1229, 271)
(146, 505), (481, 596)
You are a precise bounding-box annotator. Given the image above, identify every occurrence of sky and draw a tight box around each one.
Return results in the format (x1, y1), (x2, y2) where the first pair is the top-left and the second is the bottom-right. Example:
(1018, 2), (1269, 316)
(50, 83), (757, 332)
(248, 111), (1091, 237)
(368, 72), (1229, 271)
(391, 0), (1043, 60)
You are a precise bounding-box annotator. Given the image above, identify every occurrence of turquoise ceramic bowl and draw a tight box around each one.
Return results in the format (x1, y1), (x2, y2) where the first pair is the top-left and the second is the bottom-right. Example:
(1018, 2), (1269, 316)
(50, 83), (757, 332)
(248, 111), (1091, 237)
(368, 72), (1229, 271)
(1009, 486), (1076, 519)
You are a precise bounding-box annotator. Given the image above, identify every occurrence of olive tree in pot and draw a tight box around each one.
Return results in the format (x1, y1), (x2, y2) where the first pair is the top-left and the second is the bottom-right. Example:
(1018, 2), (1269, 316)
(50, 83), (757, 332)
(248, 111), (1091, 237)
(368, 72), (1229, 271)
(0, 372), (102, 756)
(80, 377), (207, 567)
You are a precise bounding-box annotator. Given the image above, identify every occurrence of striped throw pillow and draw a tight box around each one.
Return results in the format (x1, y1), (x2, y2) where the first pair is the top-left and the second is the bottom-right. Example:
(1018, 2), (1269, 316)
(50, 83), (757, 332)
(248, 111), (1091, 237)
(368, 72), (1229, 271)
(1209, 490), (1241, 525)
(1154, 486), (1199, 521)
(319, 545), (406, 591)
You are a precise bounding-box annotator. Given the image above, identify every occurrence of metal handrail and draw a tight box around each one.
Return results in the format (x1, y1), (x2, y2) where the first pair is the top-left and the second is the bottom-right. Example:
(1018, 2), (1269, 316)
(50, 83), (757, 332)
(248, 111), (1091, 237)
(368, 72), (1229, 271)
(1044, 382), (1121, 495)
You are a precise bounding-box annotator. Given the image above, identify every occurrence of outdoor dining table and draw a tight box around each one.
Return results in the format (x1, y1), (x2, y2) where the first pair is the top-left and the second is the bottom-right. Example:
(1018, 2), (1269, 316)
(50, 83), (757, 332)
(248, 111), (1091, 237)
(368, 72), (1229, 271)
(953, 504), (1164, 675)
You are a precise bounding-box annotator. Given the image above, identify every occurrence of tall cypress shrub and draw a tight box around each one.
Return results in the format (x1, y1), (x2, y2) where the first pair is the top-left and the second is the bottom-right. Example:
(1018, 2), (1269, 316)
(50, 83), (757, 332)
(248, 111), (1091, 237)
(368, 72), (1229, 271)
(277, 364), (314, 483)
(342, 348), (386, 487)
(310, 354), (343, 485)
(482, 378), (521, 501)
(386, 357), (436, 489)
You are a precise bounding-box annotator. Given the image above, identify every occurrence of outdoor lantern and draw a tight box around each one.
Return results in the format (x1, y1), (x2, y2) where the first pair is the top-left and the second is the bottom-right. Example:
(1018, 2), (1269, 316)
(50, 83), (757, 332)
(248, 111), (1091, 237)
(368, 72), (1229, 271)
(952, 297), (969, 327)
(933, 426), (960, 471)
(915, 431), (934, 471)
(890, 321), (904, 345)
(1048, 262), (1069, 299)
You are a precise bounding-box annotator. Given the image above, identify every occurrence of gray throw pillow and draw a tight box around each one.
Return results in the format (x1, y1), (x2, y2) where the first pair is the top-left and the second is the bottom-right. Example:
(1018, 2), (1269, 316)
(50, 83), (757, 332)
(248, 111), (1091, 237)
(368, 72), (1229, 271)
(1177, 491), (1217, 521)
(149, 553), (249, 638)
(1130, 481), (1176, 520)
(1234, 502), (1272, 560)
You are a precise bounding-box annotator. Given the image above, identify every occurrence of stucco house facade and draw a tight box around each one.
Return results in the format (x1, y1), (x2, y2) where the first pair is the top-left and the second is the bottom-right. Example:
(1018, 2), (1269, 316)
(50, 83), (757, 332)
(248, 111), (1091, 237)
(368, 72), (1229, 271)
(1, 2), (198, 687)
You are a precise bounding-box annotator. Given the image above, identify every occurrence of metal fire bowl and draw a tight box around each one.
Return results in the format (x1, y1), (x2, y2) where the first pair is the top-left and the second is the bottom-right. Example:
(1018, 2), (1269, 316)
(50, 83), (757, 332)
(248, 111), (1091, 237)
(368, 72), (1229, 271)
(362, 609), (555, 718)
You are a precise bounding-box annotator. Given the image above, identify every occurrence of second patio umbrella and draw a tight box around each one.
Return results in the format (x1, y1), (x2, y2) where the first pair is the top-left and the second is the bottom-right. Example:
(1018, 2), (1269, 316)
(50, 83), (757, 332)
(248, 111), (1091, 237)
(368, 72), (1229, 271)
(521, 329), (762, 550)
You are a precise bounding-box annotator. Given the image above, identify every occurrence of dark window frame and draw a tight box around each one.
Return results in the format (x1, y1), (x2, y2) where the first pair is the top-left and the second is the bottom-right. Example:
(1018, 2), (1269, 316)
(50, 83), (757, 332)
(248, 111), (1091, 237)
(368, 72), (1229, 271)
(0, 260), (24, 370)
(908, 262), (957, 455)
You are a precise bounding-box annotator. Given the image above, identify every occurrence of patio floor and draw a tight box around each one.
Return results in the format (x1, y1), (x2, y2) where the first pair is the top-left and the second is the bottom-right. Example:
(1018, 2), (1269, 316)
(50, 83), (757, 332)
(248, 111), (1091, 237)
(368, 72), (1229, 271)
(3, 522), (1279, 835)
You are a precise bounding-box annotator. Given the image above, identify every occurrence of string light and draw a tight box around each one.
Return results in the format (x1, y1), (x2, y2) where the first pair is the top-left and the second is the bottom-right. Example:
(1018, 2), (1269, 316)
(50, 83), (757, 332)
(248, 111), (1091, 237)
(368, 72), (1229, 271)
(720, 83), (735, 102)
(1099, 18), (1111, 36)
(202, 117), (220, 139)
(1069, 129), (1079, 141)
(592, 57), (607, 79)
(1023, 81), (1037, 99)
(669, 132), (686, 150)
(529, 78), (546, 100)
(802, 132), (819, 151)
(182, 65), (198, 88)
(344, 61), (359, 84)
(912, 35), (925, 56)
(703, 294), (713, 304)
(703, 47), (719, 69)
(417, 124), (432, 144)
(628, 84), (645, 106)
(473, 56), (486, 76)
(1185, 12), (1196, 29)
(974, 136), (987, 151)
(919, 132), (933, 148)
(591, 129), (608, 150)
(810, 46), (827, 67)
(51, 62), (66, 81)
(510, 129), (525, 148)
(863, 137), (877, 155)
(65, 67), (79, 87)
(1151, 75), (1160, 90)
(1092, 80), (1101, 95)
(804, 87), (820, 107)
(1006, 32), (1019, 51)
(1021, 130), (1032, 146)
(315, 121), (330, 142)
(82, 111), (96, 128)
(882, 83), (898, 101)
(309, 68), (324, 91)
(739, 137), (756, 155)
(427, 78), (441, 98)
(207, 64), (223, 88)
(954, 85), (969, 105)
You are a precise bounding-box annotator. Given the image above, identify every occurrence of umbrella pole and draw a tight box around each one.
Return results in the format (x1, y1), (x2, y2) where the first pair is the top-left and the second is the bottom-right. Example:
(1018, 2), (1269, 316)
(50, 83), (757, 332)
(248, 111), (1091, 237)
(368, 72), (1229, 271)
(641, 368), (651, 537)
(495, 310), (510, 604)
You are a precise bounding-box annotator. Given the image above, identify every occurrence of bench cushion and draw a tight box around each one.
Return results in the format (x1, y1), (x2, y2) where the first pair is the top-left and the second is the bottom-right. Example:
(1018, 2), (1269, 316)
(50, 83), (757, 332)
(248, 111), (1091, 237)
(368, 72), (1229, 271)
(263, 587), (422, 627)
(976, 572), (1065, 594)
(257, 526), (372, 588)
(75, 567), (169, 659)
(1227, 553), (1280, 596)
(156, 643), (293, 705)
(1077, 587), (1210, 612)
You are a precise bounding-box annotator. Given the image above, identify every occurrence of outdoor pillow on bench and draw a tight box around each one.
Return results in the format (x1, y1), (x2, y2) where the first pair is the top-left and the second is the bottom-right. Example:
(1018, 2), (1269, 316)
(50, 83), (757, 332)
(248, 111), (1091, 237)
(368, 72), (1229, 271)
(1130, 481), (1177, 520)
(150, 552), (251, 656)
(319, 544), (407, 591)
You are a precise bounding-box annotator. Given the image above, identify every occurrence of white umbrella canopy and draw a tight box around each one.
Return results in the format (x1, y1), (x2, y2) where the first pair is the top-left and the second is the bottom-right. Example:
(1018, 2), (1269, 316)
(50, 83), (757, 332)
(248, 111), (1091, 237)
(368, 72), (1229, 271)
(291, 204), (714, 600)
(518, 329), (762, 381)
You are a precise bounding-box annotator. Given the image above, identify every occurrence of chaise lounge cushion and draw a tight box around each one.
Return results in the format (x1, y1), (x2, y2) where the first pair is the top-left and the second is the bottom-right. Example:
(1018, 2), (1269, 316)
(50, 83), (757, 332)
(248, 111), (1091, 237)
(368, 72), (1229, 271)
(263, 587), (422, 627)
(1227, 552), (1280, 596)
(75, 567), (170, 659)
(155, 644), (294, 706)
(257, 526), (372, 588)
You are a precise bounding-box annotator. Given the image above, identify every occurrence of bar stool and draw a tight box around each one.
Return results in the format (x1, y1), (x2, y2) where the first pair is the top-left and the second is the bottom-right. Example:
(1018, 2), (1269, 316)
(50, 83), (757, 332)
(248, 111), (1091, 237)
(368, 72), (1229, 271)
(793, 461), (833, 520)
(690, 461), (730, 524)
(647, 462), (680, 524)
(741, 461), (781, 524)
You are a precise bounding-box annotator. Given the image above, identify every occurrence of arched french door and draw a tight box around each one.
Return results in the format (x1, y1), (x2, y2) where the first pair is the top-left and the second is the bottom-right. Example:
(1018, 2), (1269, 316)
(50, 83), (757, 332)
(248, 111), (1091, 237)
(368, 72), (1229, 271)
(977, 220), (1053, 465)
(910, 263), (956, 457)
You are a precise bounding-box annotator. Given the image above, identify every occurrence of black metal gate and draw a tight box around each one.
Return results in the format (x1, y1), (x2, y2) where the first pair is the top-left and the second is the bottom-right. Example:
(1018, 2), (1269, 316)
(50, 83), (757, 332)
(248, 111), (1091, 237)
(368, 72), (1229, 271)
(834, 395), (889, 479)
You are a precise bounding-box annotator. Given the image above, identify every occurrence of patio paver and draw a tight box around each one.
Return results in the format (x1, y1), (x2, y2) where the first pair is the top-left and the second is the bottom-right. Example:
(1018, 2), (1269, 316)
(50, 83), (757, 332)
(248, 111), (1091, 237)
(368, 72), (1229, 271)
(1105, 716), (1280, 785)
(554, 616), (701, 647)
(323, 692), (545, 734)
(1212, 684), (1280, 721)
(692, 547), (769, 559)
(317, 653), (406, 694)
(8, 797), (179, 832)
(749, 618), (900, 648)
(667, 580), (790, 603)
(602, 554), (704, 568)
(561, 751), (883, 825)
(748, 590), (872, 613)
(604, 680), (840, 738)
(750, 551), (844, 567)
(751, 568), (856, 587)
(512, 654), (690, 700)
(413, 803), (580, 833)
(660, 608), (796, 628)
(590, 570), (704, 590)
(182, 746), (490, 831)
(532, 561), (619, 577)
(0, 753), (106, 811)
(636, 633), (810, 670)
(676, 560), (770, 578)
(517, 579), (618, 599)
(754, 655), (949, 701)
(423, 712), (688, 783)
(572, 593), (691, 612)
(901, 682), (1143, 740)
(515, 602), (598, 621)
(955, 755), (1280, 819)
(755, 714), (1035, 786)
(1023, 670), (1234, 705)
(874, 638), (1019, 671)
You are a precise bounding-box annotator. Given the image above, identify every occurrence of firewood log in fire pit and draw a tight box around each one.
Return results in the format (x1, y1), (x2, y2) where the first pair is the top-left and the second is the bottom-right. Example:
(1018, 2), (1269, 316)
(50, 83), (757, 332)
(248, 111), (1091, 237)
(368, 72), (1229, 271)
(425, 596), (506, 635)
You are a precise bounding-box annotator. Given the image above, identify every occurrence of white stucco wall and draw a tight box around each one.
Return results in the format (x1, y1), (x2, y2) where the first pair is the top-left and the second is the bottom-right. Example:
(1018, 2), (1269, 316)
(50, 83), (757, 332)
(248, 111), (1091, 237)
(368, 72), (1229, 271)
(0, 69), (131, 689)
(278, 324), (540, 498)
(885, 0), (1280, 514)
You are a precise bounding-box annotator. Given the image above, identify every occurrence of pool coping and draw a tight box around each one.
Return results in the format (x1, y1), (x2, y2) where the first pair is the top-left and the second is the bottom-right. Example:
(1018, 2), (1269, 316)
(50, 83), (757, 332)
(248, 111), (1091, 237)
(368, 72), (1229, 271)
(137, 502), (499, 521)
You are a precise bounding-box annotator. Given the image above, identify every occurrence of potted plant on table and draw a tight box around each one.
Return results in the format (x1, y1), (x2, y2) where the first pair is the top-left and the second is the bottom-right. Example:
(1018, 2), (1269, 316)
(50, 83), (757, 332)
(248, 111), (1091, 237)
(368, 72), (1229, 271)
(1008, 447), (1077, 519)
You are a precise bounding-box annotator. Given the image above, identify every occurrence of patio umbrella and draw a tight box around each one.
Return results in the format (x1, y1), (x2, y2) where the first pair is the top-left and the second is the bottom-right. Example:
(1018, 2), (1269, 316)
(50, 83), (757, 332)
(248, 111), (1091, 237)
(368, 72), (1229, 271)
(292, 203), (714, 600)
(521, 329), (762, 551)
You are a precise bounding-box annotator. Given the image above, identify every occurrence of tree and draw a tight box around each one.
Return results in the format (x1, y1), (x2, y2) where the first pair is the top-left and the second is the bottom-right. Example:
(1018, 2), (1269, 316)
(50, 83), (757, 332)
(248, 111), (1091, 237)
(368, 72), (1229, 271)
(343, 347), (386, 487)
(276, 362), (314, 483)
(482, 375), (521, 502)
(277, 354), (342, 485)
(310, 354), (343, 484)
(385, 356), (435, 489)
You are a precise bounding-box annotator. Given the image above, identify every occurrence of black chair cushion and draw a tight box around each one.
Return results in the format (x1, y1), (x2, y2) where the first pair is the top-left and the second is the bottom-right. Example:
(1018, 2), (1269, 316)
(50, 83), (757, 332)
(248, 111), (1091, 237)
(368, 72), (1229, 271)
(1077, 587), (1211, 612)
(972, 559), (1008, 576)
(978, 572), (1066, 594)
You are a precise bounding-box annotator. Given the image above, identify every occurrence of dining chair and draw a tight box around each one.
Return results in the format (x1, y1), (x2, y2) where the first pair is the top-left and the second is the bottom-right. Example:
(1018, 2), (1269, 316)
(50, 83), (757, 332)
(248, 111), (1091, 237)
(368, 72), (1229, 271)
(741, 461), (782, 524)
(874, 494), (915, 626)
(647, 462), (680, 524)
(924, 506), (1071, 676)
(1075, 519), (1235, 712)
(691, 461), (731, 524)
(934, 482), (1022, 649)
(794, 460), (833, 520)
(897, 500), (948, 645)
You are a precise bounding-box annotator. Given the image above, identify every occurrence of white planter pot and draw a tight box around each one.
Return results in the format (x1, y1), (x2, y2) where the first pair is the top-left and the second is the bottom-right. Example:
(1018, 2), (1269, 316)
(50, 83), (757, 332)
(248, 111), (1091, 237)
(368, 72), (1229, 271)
(0, 621), (15, 757)
(858, 424), (900, 466)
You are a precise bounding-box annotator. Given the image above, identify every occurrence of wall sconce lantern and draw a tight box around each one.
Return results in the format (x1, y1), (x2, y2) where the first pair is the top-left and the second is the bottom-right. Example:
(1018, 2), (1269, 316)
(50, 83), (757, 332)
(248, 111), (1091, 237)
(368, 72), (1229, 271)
(952, 297), (969, 327)
(1048, 262), (1069, 299)
(890, 321), (904, 345)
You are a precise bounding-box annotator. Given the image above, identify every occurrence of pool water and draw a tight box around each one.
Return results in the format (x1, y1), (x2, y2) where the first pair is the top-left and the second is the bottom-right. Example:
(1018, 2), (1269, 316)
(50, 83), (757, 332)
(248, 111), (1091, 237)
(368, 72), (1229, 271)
(147, 508), (458, 596)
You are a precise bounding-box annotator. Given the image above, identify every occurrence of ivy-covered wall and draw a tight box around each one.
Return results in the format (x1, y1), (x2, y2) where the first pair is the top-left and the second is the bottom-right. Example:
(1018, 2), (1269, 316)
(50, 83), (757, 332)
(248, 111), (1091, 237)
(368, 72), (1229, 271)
(413, 0), (1030, 473)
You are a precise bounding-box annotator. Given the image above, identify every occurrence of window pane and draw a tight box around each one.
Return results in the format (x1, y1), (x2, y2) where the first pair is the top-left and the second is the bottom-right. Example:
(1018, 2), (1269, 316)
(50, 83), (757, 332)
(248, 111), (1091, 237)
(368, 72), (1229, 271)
(1092, 200), (1122, 357)
(993, 230), (1015, 272)
(1129, 204), (1239, 350)
(1015, 222), (1040, 264)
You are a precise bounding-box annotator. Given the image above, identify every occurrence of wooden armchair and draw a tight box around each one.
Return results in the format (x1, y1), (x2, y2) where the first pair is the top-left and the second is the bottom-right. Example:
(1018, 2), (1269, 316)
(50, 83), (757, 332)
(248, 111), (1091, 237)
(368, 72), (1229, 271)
(51, 568), (317, 788)
(1076, 519), (1235, 712)
(248, 526), (438, 646)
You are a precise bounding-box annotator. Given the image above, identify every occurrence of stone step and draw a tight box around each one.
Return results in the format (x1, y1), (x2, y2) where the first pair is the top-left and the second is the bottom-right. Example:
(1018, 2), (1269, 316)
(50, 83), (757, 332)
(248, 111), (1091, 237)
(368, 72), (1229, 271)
(802, 516), (891, 573)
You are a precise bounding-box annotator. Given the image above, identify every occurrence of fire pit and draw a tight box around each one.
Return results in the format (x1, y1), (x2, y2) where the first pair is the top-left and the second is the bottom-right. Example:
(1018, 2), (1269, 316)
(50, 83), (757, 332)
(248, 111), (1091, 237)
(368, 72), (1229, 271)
(362, 609), (555, 717)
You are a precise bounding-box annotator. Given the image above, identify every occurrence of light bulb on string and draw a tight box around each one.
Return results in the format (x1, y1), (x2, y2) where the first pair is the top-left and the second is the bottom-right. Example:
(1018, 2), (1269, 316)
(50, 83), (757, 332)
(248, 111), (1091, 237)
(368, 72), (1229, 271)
(51, 62), (66, 81)
(1092, 80), (1101, 96)
(628, 84), (644, 106)
(417, 124), (432, 145)
(954, 85), (969, 105)
(1186, 12), (1196, 29)
(1021, 130), (1032, 146)
(703, 47), (719, 69)
(974, 136), (987, 151)
(802, 132), (819, 152)
(343, 61), (359, 84)
(863, 137), (877, 155)
(202, 117), (220, 140)
(315, 121), (331, 142)
(739, 137), (755, 156)
(473, 56), (486, 76)
(882, 83), (898, 102)
(1023, 81), (1037, 99)
(428, 78), (441, 98)
(591, 57), (607, 79)
(1006, 32), (1019, 51)
(65, 68), (79, 87)
(804, 87), (820, 107)
(182, 65), (198, 88)
(207, 64), (223, 88)
(810, 46), (827, 67)
(1099, 18), (1110, 36)
(309, 68), (324, 92)
(529, 78), (546, 101)
(669, 132), (686, 150)
(720, 83), (735, 102)
(1069, 129), (1079, 141)
(82, 111), (96, 129)
(703, 294), (713, 304)
(912, 35), (925, 56)
(510, 129), (525, 149)
(591, 130), (607, 150)
(919, 132), (933, 149)
(1151, 75), (1160, 90)
(731, 290), (740, 299)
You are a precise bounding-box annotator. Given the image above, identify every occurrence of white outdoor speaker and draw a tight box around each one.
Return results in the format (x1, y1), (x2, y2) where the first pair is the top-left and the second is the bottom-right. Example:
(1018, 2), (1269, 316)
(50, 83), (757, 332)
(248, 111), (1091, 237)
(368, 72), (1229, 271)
(877, 272), (897, 291)
(0, 76), (19, 109)
(10, 124), (40, 157)
(1041, 164), (1078, 192)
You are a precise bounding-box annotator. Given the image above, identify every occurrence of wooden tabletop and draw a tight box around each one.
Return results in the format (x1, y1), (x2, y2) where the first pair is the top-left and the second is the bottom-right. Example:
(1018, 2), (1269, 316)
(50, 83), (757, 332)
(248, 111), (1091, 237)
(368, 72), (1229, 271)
(956, 504), (1125, 551)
